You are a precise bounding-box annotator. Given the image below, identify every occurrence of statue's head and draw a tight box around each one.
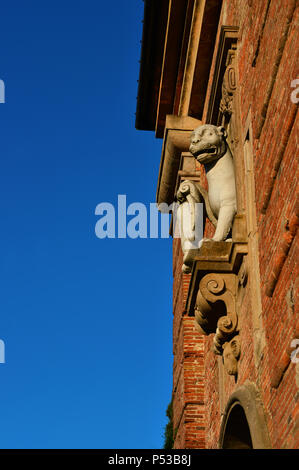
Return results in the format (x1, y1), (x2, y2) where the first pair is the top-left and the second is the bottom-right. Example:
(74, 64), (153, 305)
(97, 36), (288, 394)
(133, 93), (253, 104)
(222, 336), (240, 376)
(189, 124), (227, 164)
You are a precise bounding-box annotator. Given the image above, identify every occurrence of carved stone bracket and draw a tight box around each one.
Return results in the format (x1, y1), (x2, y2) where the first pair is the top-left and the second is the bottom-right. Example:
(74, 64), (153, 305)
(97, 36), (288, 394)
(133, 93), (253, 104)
(194, 272), (238, 356)
(185, 229), (248, 376)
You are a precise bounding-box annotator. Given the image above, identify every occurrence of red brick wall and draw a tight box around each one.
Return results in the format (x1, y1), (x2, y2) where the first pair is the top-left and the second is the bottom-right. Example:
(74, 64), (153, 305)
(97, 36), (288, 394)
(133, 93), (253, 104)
(203, 0), (298, 449)
(172, 0), (299, 449)
(172, 238), (205, 448)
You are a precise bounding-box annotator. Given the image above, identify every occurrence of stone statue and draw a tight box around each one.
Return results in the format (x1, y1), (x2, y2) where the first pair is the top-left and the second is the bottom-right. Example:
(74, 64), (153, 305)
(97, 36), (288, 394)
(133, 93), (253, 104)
(189, 124), (237, 242)
(222, 336), (241, 376)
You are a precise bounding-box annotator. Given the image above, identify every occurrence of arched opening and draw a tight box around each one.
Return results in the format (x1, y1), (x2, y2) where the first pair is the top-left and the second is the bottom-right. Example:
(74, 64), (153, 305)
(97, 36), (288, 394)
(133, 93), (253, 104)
(219, 382), (271, 449)
(222, 403), (253, 449)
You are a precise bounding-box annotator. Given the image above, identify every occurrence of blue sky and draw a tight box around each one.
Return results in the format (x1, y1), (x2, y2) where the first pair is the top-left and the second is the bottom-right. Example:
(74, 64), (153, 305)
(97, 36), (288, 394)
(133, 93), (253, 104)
(0, 1), (173, 448)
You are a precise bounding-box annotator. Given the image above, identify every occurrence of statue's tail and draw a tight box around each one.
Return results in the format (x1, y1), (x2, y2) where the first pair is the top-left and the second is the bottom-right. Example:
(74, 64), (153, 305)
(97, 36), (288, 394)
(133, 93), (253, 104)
(176, 180), (217, 228)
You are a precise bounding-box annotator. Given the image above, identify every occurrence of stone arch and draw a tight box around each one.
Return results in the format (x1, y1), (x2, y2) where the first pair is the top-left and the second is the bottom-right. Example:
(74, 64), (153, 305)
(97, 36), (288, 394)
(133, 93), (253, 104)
(219, 382), (271, 449)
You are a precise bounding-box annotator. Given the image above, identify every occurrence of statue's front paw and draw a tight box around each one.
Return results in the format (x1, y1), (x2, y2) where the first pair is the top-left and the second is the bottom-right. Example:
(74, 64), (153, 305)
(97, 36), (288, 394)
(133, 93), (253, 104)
(198, 237), (213, 249)
(182, 263), (192, 274)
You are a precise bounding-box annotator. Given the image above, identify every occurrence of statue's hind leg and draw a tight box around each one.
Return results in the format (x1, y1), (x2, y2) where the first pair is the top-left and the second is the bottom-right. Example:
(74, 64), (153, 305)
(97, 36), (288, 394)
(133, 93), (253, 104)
(212, 204), (236, 241)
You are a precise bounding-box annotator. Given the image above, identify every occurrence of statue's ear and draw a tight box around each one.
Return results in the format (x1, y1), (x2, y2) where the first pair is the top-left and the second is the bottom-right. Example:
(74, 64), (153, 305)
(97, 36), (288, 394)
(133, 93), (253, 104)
(231, 338), (240, 358)
(217, 126), (227, 139)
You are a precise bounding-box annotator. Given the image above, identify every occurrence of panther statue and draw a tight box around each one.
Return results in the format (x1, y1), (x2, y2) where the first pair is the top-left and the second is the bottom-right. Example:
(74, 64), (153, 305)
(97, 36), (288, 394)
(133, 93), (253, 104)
(189, 124), (237, 242)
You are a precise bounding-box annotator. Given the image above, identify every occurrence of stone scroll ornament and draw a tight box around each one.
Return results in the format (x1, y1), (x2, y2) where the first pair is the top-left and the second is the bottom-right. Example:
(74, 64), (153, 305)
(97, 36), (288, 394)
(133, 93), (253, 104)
(176, 180), (217, 273)
(194, 272), (240, 376)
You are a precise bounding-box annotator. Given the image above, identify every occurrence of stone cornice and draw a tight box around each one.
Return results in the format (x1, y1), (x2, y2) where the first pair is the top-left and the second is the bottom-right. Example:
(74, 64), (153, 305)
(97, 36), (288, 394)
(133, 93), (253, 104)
(156, 115), (201, 206)
(156, 115), (200, 204)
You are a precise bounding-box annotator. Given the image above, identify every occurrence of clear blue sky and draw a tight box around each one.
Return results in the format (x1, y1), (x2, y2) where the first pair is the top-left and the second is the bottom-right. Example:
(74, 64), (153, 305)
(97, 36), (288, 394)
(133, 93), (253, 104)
(0, 1), (173, 449)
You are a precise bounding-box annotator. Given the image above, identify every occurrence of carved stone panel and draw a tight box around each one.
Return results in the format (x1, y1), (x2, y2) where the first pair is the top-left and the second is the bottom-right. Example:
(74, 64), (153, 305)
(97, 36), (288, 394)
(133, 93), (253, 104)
(205, 26), (238, 126)
(219, 45), (237, 122)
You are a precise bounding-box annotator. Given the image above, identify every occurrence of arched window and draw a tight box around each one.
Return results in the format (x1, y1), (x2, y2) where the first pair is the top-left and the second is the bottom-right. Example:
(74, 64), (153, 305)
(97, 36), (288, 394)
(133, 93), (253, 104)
(222, 403), (253, 449)
(219, 382), (271, 449)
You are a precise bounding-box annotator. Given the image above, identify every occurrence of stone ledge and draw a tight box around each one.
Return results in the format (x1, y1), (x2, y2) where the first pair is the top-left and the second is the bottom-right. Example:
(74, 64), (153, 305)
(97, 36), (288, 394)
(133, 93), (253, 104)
(185, 239), (248, 317)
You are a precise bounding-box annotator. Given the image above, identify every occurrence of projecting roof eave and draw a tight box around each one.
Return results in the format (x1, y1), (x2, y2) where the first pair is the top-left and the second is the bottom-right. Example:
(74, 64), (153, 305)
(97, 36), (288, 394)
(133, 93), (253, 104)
(135, 0), (223, 137)
(135, 0), (169, 132)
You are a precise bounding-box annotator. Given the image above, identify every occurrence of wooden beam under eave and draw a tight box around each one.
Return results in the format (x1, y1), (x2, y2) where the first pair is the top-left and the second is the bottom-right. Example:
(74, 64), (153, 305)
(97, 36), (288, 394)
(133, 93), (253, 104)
(179, 0), (222, 120)
(178, 0), (207, 116)
(173, 0), (196, 116)
(135, 0), (170, 131)
(155, 0), (222, 138)
(155, 0), (189, 138)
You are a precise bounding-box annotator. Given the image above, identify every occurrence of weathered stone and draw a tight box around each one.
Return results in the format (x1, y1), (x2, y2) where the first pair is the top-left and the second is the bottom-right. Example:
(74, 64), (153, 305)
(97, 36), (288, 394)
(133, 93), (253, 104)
(189, 124), (237, 242)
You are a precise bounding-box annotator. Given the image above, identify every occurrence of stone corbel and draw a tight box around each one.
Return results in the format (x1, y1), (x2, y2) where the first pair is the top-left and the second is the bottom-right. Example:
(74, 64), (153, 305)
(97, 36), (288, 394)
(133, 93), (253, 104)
(185, 225), (248, 377)
(194, 271), (241, 377)
(194, 272), (238, 356)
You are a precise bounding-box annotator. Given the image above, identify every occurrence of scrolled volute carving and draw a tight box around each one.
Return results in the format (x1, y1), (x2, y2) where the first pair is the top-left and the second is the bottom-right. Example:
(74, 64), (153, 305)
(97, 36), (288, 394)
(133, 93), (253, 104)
(194, 273), (238, 356)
